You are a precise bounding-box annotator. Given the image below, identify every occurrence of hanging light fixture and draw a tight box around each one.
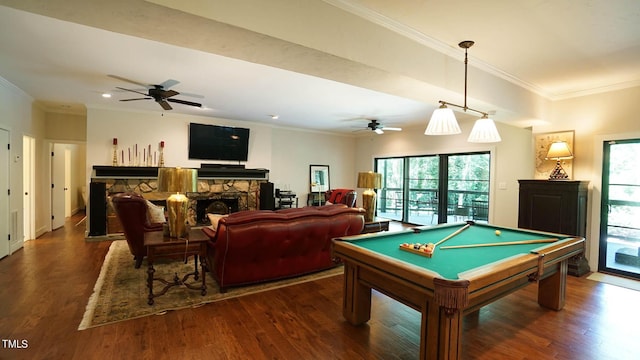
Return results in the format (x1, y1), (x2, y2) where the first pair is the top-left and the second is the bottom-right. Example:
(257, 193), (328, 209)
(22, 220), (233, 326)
(425, 40), (501, 143)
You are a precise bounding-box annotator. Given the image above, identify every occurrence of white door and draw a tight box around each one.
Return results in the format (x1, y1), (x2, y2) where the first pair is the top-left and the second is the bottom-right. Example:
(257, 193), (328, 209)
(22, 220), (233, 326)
(0, 129), (10, 258)
(64, 148), (71, 217)
(51, 143), (66, 230)
(23, 135), (35, 241)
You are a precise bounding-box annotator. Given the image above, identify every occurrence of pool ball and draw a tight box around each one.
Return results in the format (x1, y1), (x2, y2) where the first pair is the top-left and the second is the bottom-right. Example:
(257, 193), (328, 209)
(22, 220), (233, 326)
(495, 230), (501, 236)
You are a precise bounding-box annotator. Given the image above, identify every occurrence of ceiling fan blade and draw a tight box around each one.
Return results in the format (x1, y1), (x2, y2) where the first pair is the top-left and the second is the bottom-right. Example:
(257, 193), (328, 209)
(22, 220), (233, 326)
(116, 87), (149, 96)
(159, 79), (180, 89)
(158, 100), (173, 110)
(382, 127), (402, 131)
(161, 90), (179, 98)
(120, 97), (151, 102)
(108, 74), (150, 88)
(178, 91), (205, 99)
(167, 98), (202, 107)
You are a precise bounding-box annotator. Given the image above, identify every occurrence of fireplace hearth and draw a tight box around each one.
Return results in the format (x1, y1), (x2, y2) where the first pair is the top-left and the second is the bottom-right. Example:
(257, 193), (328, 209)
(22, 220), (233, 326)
(195, 196), (240, 225)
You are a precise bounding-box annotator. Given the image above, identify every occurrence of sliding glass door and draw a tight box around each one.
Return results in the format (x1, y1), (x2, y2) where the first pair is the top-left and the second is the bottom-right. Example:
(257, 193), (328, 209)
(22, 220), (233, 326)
(599, 138), (640, 279)
(375, 152), (490, 226)
(377, 158), (404, 221)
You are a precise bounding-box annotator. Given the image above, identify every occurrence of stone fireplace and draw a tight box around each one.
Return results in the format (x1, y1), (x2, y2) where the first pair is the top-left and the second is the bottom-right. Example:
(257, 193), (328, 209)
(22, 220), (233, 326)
(89, 166), (269, 236)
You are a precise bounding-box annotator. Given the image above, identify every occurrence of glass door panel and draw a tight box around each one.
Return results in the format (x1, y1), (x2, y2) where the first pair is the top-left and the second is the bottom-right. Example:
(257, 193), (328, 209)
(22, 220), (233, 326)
(407, 156), (439, 225)
(599, 139), (640, 278)
(376, 158), (404, 221)
(447, 153), (490, 223)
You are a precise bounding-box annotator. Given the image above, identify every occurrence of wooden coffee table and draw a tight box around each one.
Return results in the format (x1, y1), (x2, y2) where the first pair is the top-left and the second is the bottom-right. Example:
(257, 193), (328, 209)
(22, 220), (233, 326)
(143, 228), (209, 305)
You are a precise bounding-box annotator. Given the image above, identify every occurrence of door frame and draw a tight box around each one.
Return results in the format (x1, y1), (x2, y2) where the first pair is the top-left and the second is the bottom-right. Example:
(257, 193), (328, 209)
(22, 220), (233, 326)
(589, 131), (640, 272)
(0, 127), (10, 258)
(22, 135), (35, 241)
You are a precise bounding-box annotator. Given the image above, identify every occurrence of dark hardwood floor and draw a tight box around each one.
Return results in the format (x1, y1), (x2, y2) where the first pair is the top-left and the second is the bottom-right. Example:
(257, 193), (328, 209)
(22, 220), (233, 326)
(1, 214), (639, 359)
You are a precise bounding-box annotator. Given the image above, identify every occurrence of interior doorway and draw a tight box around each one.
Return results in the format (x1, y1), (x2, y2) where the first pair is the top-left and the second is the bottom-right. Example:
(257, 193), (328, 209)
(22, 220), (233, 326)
(51, 143), (67, 230)
(0, 128), (9, 258)
(598, 138), (640, 279)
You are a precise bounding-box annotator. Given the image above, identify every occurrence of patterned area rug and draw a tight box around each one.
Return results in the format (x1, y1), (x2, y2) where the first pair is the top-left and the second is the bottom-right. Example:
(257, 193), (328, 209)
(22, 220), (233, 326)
(79, 240), (343, 330)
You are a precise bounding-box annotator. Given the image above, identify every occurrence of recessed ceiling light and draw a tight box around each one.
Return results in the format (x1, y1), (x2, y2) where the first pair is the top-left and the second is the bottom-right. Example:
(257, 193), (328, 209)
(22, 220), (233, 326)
(102, 93), (112, 98)
(270, 115), (279, 120)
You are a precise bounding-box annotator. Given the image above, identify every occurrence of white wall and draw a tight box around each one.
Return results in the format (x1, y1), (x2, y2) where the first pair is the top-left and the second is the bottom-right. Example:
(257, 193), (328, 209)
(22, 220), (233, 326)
(86, 106), (356, 211)
(270, 127), (356, 205)
(0, 77), (47, 251)
(538, 86), (640, 272)
(355, 119), (533, 227)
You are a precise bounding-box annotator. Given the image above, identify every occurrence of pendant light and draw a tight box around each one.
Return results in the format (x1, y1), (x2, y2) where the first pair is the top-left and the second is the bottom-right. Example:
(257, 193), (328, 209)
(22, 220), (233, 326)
(425, 41), (501, 143)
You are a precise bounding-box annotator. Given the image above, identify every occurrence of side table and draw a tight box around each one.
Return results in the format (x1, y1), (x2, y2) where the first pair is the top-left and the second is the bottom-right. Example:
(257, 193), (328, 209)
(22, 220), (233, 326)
(144, 228), (209, 305)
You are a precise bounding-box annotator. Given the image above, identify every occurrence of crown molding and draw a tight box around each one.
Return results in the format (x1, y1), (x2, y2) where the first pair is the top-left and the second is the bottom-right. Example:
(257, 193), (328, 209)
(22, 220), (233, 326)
(324, 0), (553, 99)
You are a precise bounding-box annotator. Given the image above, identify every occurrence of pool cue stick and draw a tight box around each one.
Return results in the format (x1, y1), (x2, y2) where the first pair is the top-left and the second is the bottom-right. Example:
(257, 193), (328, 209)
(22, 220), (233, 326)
(440, 238), (558, 250)
(434, 221), (474, 247)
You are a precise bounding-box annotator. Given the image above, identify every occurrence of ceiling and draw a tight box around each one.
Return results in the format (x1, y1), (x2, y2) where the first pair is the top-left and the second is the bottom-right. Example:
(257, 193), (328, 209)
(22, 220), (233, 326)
(0, 0), (639, 134)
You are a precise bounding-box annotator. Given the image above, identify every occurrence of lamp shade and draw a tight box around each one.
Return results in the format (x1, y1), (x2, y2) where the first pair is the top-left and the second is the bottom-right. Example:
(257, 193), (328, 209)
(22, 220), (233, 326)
(546, 141), (573, 160)
(467, 117), (502, 143)
(425, 106), (461, 135)
(157, 167), (197, 193)
(357, 172), (382, 189)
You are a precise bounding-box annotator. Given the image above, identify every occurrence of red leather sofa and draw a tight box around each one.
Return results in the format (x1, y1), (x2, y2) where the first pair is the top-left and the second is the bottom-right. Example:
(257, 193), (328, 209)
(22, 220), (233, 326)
(202, 204), (365, 291)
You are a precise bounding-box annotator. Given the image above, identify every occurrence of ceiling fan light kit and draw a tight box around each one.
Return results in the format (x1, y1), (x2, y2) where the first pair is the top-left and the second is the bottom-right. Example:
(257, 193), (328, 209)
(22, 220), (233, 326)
(365, 119), (402, 135)
(425, 41), (501, 143)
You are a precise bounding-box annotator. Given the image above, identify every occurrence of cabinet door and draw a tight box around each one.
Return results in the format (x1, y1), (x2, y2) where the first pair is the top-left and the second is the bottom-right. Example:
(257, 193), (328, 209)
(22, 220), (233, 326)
(520, 192), (566, 234)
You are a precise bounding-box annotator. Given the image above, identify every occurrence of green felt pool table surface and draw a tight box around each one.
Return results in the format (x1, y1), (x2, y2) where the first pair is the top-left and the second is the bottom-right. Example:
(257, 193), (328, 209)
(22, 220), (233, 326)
(343, 222), (571, 279)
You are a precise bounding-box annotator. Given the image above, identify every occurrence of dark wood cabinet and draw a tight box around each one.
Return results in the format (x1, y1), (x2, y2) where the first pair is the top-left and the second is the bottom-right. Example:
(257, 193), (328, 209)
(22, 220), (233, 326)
(518, 180), (590, 276)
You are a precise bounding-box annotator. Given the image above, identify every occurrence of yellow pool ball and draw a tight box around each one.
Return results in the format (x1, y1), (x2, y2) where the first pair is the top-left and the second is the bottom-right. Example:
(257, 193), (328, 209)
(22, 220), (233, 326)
(495, 230), (502, 236)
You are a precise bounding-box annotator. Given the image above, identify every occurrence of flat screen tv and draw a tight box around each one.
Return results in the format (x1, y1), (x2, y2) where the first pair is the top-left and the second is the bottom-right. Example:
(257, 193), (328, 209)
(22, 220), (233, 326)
(188, 123), (250, 162)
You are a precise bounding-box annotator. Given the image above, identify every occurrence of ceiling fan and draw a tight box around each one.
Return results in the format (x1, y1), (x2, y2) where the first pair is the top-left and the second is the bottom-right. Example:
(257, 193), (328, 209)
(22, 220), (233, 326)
(108, 74), (202, 110)
(361, 119), (402, 134)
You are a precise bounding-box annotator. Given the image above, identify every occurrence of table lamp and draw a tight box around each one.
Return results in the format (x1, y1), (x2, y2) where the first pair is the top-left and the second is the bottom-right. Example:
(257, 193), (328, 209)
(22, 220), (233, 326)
(546, 141), (573, 180)
(357, 171), (382, 222)
(157, 167), (197, 237)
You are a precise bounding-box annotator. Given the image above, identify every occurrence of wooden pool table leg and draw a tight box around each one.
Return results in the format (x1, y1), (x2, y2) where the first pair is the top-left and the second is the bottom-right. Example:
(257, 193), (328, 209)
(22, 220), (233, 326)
(422, 300), (463, 360)
(537, 260), (568, 310)
(342, 263), (372, 325)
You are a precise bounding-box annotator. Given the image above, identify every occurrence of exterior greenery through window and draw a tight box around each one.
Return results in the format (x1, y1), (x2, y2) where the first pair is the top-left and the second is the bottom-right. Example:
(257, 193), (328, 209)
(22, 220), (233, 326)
(375, 152), (490, 225)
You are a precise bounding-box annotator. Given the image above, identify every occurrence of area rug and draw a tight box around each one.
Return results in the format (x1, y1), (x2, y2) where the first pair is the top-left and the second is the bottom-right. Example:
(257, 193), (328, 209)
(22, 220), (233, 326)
(79, 240), (343, 330)
(587, 272), (640, 292)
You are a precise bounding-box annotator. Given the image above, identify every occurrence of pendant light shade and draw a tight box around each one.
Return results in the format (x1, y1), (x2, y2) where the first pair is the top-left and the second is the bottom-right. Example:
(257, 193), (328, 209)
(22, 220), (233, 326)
(427, 40), (501, 143)
(424, 105), (461, 135)
(467, 116), (502, 143)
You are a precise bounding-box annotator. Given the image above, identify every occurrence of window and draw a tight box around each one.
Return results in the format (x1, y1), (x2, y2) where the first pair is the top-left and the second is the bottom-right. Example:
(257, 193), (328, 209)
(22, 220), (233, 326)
(376, 152), (490, 225)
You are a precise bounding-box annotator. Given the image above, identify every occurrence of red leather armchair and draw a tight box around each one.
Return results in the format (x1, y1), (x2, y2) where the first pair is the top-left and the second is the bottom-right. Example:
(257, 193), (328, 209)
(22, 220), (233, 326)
(325, 188), (357, 207)
(111, 192), (164, 268)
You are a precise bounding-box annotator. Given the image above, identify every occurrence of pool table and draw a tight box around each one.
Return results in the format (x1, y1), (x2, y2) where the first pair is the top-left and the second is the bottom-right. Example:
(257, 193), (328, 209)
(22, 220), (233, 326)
(331, 222), (584, 360)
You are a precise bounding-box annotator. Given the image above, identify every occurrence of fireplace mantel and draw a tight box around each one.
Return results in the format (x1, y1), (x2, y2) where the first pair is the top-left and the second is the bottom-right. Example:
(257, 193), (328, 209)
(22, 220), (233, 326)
(92, 165), (269, 180)
(88, 165), (270, 237)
